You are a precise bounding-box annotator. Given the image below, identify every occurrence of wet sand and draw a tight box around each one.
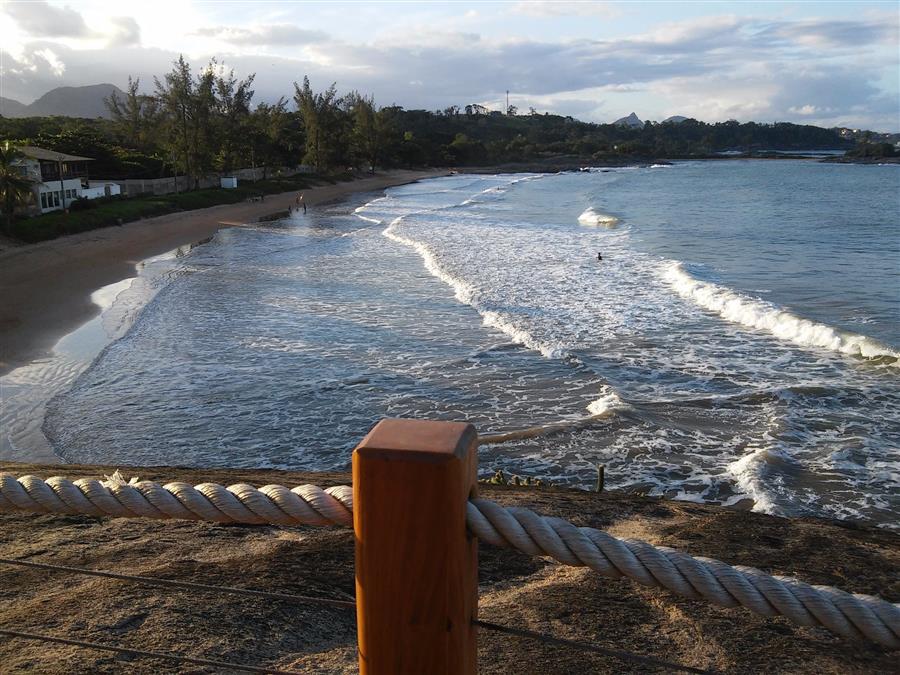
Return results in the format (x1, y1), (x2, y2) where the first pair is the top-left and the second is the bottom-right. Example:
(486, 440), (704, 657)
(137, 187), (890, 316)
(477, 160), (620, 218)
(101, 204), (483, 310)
(0, 170), (445, 376)
(1, 462), (897, 673)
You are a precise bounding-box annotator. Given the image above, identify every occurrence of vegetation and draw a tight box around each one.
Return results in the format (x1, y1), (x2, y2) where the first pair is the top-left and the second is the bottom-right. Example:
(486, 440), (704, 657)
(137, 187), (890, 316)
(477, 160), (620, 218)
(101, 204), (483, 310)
(0, 54), (874, 242)
(3, 172), (345, 243)
(1, 55), (857, 183)
(0, 142), (36, 230)
(845, 141), (897, 158)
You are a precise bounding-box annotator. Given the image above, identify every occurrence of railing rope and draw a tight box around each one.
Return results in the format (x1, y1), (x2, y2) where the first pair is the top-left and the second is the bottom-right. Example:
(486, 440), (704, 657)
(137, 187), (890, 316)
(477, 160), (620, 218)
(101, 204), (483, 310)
(0, 472), (352, 526)
(465, 498), (900, 649)
(2, 469), (897, 648)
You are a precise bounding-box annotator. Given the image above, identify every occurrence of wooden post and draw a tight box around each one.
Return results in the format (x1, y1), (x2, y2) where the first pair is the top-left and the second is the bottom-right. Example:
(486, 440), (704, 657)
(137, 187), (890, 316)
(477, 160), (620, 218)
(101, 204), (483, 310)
(353, 418), (478, 675)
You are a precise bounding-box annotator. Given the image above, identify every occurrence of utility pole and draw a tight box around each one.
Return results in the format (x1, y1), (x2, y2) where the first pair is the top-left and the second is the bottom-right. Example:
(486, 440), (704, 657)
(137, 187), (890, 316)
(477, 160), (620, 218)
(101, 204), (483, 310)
(506, 90), (509, 115)
(57, 155), (66, 211)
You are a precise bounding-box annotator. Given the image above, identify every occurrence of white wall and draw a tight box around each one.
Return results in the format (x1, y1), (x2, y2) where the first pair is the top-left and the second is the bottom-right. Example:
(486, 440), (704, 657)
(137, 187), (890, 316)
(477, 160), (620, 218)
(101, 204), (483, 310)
(80, 182), (121, 199)
(36, 178), (83, 213)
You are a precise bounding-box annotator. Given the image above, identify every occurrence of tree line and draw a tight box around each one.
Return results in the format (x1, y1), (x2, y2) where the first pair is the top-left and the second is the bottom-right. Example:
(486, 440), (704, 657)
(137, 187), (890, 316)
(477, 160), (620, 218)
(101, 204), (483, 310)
(0, 55), (859, 184)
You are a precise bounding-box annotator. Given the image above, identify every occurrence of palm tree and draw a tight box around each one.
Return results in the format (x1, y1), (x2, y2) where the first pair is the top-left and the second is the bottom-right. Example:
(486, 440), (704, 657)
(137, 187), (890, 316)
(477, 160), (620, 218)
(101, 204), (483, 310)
(0, 142), (35, 231)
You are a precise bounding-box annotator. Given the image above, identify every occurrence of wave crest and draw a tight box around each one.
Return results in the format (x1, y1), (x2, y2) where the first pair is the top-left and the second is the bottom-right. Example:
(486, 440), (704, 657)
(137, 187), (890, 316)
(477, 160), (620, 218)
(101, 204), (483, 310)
(663, 262), (899, 363)
(578, 207), (620, 227)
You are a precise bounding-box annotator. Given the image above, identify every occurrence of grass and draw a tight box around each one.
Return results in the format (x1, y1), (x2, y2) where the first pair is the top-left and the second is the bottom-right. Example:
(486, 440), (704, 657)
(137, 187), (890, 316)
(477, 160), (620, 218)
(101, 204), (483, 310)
(3, 171), (357, 244)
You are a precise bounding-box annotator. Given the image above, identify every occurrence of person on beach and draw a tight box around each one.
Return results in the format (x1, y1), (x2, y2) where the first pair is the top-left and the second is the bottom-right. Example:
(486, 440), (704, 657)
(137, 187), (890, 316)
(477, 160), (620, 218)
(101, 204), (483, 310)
(296, 192), (307, 214)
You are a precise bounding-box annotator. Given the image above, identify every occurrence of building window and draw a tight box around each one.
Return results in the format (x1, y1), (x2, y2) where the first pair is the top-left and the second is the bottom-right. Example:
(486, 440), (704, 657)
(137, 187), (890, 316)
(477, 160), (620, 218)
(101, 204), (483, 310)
(52, 192), (60, 207)
(41, 193), (47, 209)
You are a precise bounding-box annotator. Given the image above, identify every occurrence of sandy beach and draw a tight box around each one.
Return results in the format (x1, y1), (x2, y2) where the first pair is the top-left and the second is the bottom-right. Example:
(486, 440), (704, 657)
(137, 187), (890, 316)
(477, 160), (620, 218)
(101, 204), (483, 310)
(0, 169), (445, 376)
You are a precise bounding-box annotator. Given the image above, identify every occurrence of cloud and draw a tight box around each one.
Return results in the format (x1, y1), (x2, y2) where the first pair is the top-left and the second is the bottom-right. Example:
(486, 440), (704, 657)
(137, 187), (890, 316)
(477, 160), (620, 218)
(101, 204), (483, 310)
(108, 16), (141, 47)
(512, 1), (620, 19)
(193, 24), (328, 46)
(788, 104), (821, 116)
(33, 48), (66, 77)
(1, 11), (896, 131)
(4, 0), (91, 38)
(757, 18), (899, 49)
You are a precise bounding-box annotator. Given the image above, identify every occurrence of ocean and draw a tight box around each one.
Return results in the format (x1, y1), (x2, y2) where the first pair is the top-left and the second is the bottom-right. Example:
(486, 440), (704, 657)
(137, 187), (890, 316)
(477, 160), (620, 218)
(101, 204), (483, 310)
(3, 160), (898, 527)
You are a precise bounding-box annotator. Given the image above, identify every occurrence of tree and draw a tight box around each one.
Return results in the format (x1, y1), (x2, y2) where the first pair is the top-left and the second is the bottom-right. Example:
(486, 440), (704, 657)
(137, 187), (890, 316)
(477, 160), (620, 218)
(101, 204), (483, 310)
(105, 76), (157, 149)
(294, 76), (341, 172)
(0, 142), (36, 230)
(154, 56), (198, 186)
(348, 92), (395, 173)
(214, 68), (256, 172)
(249, 98), (295, 177)
(153, 56), (222, 188)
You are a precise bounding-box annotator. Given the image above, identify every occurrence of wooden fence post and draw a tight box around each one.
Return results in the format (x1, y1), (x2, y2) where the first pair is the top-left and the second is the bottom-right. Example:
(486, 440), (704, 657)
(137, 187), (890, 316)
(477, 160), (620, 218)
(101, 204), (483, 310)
(353, 418), (479, 675)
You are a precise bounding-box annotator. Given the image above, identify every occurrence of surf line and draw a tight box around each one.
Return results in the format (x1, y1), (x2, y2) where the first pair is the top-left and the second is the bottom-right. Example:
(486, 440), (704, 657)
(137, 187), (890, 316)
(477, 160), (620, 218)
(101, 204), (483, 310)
(480, 391), (626, 445)
(479, 412), (614, 446)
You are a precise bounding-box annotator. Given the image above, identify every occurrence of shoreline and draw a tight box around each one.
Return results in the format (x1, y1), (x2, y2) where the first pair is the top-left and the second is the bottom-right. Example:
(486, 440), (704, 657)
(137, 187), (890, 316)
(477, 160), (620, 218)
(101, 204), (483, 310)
(0, 169), (446, 376)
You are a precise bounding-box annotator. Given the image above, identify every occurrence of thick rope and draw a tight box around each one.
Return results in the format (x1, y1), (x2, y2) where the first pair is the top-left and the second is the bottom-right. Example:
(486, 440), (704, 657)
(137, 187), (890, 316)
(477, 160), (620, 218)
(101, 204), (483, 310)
(466, 499), (900, 649)
(0, 473), (352, 526)
(1, 473), (897, 647)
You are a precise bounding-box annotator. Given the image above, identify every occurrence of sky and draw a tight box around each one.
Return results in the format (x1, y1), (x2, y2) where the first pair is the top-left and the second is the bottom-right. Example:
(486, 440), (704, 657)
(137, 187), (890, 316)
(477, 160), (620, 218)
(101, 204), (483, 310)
(1, 0), (898, 131)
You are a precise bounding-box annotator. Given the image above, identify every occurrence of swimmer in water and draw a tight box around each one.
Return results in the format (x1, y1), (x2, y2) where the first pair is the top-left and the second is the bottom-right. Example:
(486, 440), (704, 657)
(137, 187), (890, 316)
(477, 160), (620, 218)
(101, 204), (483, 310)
(597, 252), (603, 262)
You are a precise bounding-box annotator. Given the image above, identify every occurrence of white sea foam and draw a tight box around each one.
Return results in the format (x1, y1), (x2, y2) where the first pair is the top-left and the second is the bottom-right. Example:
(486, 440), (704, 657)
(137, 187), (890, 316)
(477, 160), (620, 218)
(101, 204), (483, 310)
(586, 386), (625, 416)
(353, 198), (387, 224)
(577, 207), (620, 227)
(382, 215), (568, 359)
(663, 261), (899, 362)
(725, 445), (785, 513)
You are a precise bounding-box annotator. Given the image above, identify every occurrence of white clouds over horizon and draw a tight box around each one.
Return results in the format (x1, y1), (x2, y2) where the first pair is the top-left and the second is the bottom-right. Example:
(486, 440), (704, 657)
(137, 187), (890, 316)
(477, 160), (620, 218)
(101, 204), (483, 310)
(1, 1), (898, 131)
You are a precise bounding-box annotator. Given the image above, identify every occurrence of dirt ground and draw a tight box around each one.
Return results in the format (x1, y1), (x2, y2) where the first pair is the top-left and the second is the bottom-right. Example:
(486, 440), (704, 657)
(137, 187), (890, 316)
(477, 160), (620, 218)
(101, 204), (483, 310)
(0, 462), (897, 674)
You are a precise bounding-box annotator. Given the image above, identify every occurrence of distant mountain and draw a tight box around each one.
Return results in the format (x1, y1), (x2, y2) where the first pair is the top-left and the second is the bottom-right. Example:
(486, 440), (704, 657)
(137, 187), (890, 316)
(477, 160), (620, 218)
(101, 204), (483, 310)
(0, 84), (125, 119)
(663, 115), (689, 124)
(0, 97), (29, 118)
(613, 112), (644, 128)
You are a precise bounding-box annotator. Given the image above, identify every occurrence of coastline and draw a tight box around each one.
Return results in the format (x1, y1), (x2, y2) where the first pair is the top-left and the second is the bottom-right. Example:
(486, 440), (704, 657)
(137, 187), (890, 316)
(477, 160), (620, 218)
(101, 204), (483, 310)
(0, 169), (446, 376)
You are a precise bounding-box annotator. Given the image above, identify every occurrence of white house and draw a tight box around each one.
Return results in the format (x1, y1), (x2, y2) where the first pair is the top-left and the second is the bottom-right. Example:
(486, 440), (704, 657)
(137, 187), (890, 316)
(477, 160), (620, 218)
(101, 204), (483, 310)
(14, 146), (121, 214)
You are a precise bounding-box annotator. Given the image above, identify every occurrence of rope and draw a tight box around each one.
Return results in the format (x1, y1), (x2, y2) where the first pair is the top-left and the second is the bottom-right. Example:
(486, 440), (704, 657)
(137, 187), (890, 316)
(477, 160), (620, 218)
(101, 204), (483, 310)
(0, 473), (352, 526)
(467, 499), (900, 649)
(2, 473), (897, 647)
(474, 619), (713, 674)
(0, 558), (356, 608)
(0, 629), (297, 674)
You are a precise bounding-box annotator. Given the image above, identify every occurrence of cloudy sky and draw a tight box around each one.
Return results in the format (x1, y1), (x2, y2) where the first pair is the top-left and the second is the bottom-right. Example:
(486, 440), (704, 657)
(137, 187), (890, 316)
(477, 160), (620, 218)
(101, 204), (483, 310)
(2, 0), (898, 130)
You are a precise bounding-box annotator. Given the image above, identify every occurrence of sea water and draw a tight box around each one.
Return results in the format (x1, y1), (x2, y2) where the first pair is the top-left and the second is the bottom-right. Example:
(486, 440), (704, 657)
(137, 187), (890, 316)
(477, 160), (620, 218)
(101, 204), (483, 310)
(32, 161), (900, 527)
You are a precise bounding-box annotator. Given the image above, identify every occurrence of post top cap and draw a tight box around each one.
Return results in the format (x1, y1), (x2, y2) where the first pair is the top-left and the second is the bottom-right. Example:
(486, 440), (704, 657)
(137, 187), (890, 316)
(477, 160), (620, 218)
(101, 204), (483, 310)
(355, 419), (477, 461)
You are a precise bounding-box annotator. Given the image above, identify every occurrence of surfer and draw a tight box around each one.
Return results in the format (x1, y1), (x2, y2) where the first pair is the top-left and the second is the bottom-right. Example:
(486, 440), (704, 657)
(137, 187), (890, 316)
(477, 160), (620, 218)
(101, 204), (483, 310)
(597, 252), (603, 262)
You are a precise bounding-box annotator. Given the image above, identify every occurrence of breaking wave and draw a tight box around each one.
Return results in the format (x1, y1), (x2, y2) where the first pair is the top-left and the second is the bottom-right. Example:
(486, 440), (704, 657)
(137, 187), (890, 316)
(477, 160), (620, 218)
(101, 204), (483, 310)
(663, 261), (899, 363)
(382, 215), (568, 359)
(578, 207), (620, 227)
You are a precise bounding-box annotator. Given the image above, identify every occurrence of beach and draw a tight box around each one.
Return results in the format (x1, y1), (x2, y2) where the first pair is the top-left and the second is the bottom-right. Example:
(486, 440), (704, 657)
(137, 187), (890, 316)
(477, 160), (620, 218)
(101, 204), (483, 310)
(0, 169), (446, 376)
